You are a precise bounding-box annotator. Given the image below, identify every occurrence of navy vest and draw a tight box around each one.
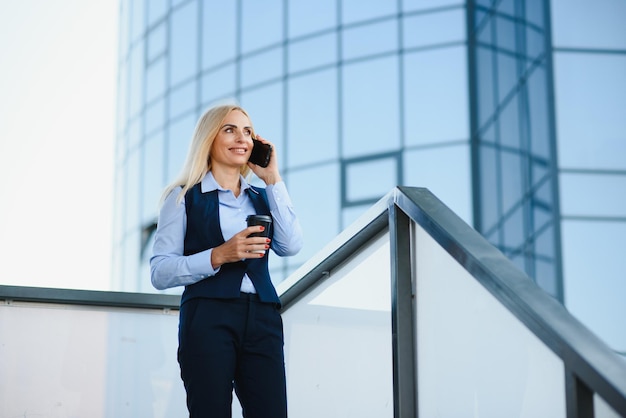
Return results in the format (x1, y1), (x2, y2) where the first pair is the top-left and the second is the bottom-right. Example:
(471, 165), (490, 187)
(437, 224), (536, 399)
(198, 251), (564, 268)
(181, 183), (280, 306)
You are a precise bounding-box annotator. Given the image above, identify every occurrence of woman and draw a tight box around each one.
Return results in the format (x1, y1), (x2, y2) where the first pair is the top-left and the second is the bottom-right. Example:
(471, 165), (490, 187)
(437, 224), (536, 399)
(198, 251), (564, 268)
(150, 104), (303, 417)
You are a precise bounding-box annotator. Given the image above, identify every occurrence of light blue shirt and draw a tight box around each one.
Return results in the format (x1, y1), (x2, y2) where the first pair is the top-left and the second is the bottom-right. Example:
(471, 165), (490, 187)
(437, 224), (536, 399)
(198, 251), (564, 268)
(150, 172), (303, 292)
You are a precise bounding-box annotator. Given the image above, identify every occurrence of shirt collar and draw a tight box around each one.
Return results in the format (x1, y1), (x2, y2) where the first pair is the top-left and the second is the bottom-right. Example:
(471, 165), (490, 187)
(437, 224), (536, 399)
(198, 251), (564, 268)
(201, 171), (252, 194)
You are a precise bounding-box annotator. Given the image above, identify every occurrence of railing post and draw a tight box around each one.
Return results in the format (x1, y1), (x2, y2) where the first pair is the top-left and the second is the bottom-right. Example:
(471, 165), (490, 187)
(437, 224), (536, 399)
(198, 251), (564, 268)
(389, 199), (417, 418)
(566, 369), (594, 418)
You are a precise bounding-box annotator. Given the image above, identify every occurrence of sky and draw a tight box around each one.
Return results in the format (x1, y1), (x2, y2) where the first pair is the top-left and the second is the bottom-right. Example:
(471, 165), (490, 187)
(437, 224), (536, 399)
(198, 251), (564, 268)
(0, 0), (118, 291)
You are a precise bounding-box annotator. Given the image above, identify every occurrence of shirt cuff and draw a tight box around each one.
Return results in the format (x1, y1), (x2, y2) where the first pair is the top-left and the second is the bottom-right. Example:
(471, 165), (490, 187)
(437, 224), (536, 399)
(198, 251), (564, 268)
(186, 248), (220, 277)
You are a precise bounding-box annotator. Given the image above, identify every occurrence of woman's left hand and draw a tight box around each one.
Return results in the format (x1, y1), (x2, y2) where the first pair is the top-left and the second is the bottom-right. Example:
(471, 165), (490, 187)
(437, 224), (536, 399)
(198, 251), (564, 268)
(248, 134), (282, 185)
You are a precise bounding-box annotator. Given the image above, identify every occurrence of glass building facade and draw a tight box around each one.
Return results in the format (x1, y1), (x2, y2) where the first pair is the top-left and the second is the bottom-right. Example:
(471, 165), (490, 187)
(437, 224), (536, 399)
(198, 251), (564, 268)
(113, 0), (625, 353)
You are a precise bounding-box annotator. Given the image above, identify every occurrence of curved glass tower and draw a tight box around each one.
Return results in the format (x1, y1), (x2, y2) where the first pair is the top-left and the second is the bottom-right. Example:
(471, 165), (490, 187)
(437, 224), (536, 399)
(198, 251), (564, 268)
(114, 0), (625, 353)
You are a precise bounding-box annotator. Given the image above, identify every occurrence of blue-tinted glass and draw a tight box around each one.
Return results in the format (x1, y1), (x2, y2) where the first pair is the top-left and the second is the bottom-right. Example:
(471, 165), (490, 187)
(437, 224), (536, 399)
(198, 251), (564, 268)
(166, 114), (197, 181)
(241, 0), (283, 53)
(497, 51), (518, 103)
(288, 164), (341, 266)
(201, 0), (237, 69)
(403, 9), (465, 50)
(241, 48), (283, 88)
(170, 1), (198, 86)
(117, 63), (128, 130)
(145, 98), (165, 135)
(288, 0), (336, 38)
(125, 149), (141, 231)
(342, 57), (399, 158)
(475, 12), (492, 44)
(403, 0), (462, 13)
(240, 83), (284, 165)
(526, 66), (550, 159)
(169, 80), (197, 120)
(530, 156), (549, 188)
(554, 53), (626, 170)
(534, 223), (555, 259)
(404, 47), (469, 146)
(172, 0), (190, 7)
(346, 156), (398, 202)
(287, 69), (338, 168)
(500, 150), (523, 214)
(142, 131), (165, 223)
(288, 32), (337, 74)
(560, 173), (626, 218)
(503, 206), (524, 251)
(147, 0), (168, 26)
(532, 178), (553, 232)
(129, 44), (144, 117)
(562, 220), (626, 350)
(525, 26), (545, 65)
(495, 15), (516, 52)
(479, 143), (499, 231)
(201, 64), (237, 105)
(404, 145), (472, 224)
(477, 46), (495, 128)
(535, 257), (557, 298)
(552, 0), (626, 49)
(145, 57), (166, 103)
(498, 95), (520, 149)
(525, 1), (544, 28)
(128, 118), (141, 149)
(497, 0), (515, 16)
(342, 204), (373, 230)
(147, 22), (167, 62)
(130, 0), (145, 42)
(341, 0), (396, 25)
(343, 19), (397, 61)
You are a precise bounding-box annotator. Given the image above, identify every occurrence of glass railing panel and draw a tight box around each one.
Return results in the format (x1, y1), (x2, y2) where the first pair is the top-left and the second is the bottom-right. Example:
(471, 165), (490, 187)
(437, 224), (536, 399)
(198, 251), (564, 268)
(282, 230), (393, 417)
(0, 301), (185, 417)
(413, 222), (567, 417)
(595, 393), (623, 418)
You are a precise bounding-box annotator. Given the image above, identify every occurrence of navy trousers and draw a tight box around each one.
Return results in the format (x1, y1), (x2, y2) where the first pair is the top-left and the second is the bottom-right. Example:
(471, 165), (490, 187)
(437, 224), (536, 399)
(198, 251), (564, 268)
(178, 294), (287, 418)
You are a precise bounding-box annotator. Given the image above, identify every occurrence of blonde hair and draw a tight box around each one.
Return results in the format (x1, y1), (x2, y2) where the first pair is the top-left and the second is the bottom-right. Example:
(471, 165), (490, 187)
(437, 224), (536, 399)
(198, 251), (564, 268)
(161, 104), (254, 204)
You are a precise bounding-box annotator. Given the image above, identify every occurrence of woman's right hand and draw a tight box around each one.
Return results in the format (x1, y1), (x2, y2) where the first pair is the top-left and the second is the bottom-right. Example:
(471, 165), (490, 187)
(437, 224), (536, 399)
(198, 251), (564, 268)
(210, 226), (270, 268)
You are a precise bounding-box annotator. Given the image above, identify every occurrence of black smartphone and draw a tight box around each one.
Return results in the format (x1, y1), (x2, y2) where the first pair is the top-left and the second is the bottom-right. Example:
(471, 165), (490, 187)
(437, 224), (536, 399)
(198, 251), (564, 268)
(248, 138), (272, 167)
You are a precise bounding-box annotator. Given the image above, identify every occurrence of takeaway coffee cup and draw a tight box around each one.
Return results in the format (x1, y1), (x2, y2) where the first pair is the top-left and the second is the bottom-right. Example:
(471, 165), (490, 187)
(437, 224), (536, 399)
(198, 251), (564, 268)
(246, 214), (272, 253)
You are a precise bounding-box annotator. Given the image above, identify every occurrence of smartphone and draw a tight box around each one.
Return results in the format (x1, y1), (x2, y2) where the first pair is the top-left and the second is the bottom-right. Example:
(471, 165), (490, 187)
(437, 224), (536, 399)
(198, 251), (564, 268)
(248, 138), (272, 167)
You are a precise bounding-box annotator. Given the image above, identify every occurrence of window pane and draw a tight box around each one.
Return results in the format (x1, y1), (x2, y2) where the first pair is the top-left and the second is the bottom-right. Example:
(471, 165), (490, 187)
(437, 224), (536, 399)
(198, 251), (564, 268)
(404, 47), (469, 145)
(498, 95), (520, 149)
(166, 114), (196, 181)
(170, 1), (198, 86)
(480, 143), (499, 232)
(342, 57), (399, 158)
(288, 0), (336, 38)
(241, 48), (283, 88)
(169, 80), (197, 120)
(147, 0), (168, 26)
(287, 69), (338, 168)
(477, 46), (495, 129)
(145, 98), (165, 135)
(552, 0), (626, 49)
(288, 32), (337, 74)
(201, 0), (237, 69)
(345, 156), (398, 203)
(501, 150), (523, 214)
(241, 0), (283, 53)
(403, 9), (465, 50)
(341, 0), (396, 25)
(342, 19), (397, 61)
(142, 131), (165, 223)
(146, 57), (166, 103)
(560, 173), (626, 218)
(562, 220), (626, 351)
(497, 51), (518, 104)
(403, 0), (462, 13)
(503, 206), (524, 251)
(201, 64), (237, 105)
(147, 22), (167, 63)
(527, 66), (550, 159)
(288, 164), (341, 266)
(404, 145), (472, 224)
(554, 53), (626, 169)
(129, 43), (144, 117)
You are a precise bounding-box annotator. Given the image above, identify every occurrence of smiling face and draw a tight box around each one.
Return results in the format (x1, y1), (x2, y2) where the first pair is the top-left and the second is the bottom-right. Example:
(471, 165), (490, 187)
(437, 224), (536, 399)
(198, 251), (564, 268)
(210, 109), (254, 170)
